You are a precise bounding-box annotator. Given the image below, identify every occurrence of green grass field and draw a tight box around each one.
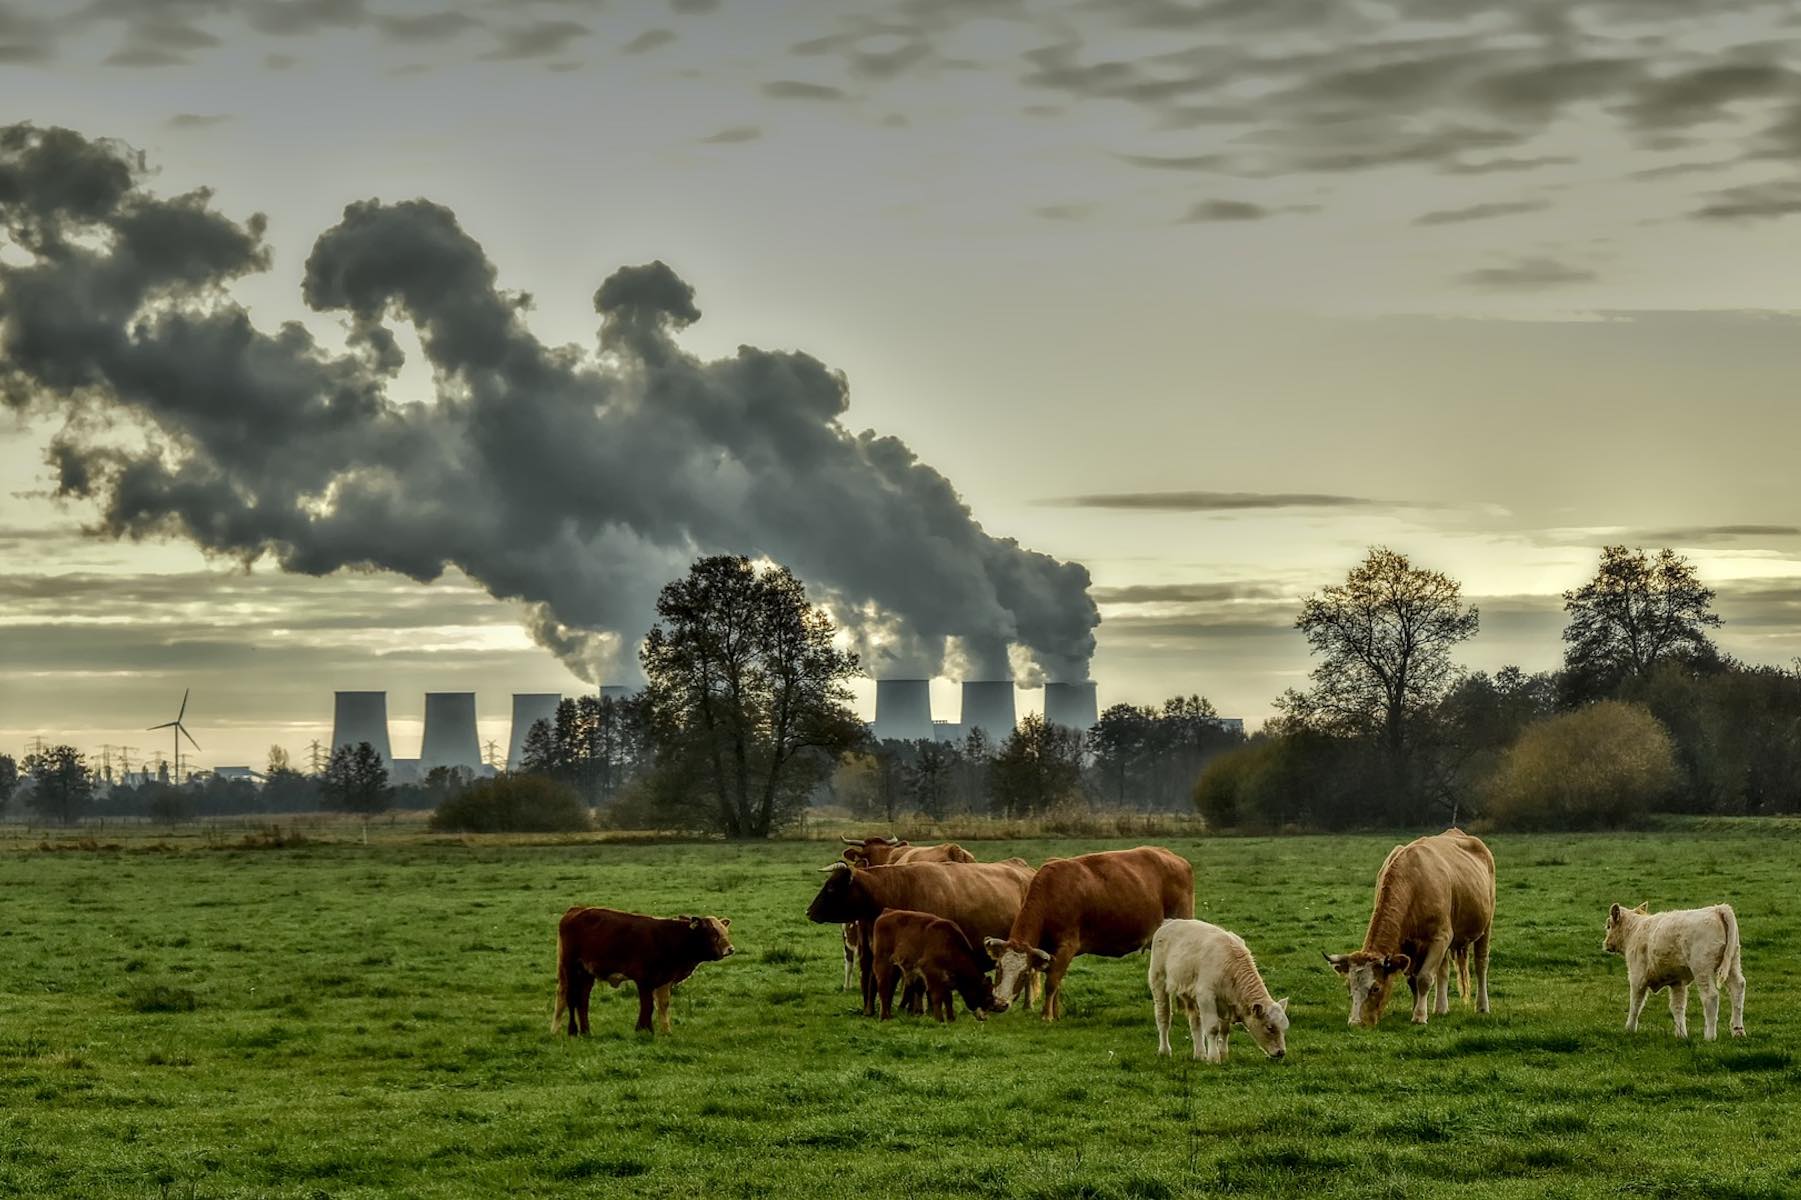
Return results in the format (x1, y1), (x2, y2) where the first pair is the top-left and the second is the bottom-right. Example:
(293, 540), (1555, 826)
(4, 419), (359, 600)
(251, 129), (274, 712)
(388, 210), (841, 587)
(2, 827), (1797, 1198)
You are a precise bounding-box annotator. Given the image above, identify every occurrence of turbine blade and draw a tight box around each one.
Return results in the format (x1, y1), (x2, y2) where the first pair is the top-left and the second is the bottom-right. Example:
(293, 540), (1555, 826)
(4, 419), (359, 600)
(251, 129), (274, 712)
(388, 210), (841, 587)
(180, 726), (201, 752)
(178, 688), (189, 721)
(149, 721), (176, 730)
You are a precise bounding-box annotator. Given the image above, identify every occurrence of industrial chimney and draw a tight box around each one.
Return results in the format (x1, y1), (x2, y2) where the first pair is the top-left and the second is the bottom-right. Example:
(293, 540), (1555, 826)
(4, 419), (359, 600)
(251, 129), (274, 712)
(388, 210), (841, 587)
(419, 692), (482, 774)
(507, 693), (562, 771)
(331, 691), (393, 765)
(1043, 682), (1099, 732)
(960, 680), (1018, 742)
(873, 679), (934, 743)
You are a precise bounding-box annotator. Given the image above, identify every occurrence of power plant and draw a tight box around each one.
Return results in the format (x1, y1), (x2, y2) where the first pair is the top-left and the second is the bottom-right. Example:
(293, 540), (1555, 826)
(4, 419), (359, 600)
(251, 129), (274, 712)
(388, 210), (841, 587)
(959, 680), (1018, 742)
(507, 693), (562, 771)
(419, 692), (482, 774)
(331, 691), (393, 765)
(872, 679), (935, 743)
(1043, 681), (1100, 732)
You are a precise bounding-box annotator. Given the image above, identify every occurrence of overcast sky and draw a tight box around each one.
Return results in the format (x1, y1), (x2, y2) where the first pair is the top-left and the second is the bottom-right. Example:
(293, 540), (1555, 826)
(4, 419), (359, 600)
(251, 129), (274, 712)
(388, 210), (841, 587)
(5, 0), (1801, 769)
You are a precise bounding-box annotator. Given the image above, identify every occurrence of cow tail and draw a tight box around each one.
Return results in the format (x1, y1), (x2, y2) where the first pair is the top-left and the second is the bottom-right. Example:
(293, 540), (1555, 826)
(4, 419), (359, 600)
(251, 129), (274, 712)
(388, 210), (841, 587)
(1716, 904), (1742, 984)
(552, 926), (571, 1034)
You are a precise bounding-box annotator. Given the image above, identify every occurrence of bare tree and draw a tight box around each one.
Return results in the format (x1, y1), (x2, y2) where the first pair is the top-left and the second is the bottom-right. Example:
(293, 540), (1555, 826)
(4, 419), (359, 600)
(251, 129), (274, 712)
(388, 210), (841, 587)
(1562, 546), (1720, 701)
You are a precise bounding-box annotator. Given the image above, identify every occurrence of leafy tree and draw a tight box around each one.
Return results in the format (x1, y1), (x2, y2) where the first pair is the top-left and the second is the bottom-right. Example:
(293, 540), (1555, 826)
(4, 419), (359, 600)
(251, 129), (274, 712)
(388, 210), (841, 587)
(903, 738), (955, 819)
(1625, 659), (1801, 815)
(1282, 548), (1479, 759)
(1088, 704), (1156, 806)
(1432, 666), (1557, 818)
(1561, 546), (1721, 703)
(988, 713), (1086, 817)
(263, 766), (319, 811)
(320, 742), (391, 815)
(23, 744), (94, 825)
(1483, 701), (1677, 830)
(521, 695), (649, 805)
(0, 753), (17, 813)
(640, 555), (864, 837)
(267, 745), (291, 775)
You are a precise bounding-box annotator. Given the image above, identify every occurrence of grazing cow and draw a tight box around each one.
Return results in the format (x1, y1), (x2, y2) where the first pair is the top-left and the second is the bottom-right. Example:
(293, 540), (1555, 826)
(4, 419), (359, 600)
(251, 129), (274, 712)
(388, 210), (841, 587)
(1149, 918), (1289, 1062)
(807, 859), (1035, 1015)
(870, 909), (1001, 1022)
(1603, 902), (1745, 1041)
(553, 906), (734, 1036)
(983, 846), (1195, 1022)
(835, 838), (978, 988)
(1325, 828), (1494, 1027)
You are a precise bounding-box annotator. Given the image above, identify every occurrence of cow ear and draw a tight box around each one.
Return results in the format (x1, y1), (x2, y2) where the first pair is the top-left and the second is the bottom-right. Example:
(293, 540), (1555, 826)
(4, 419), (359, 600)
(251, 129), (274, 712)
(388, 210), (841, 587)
(1029, 948), (1053, 968)
(1250, 1001), (1265, 1018)
(983, 937), (1007, 958)
(1634, 902), (1649, 914)
(1383, 954), (1411, 975)
(1323, 952), (1351, 975)
(719, 917), (731, 928)
(1609, 903), (1621, 920)
(1275, 997), (1289, 1014)
(688, 916), (703, 929)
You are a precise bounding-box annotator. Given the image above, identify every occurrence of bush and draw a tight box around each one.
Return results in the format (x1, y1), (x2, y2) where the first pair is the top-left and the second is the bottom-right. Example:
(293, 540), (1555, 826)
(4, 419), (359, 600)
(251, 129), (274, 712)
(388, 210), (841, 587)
(1482, 701), (1677, 831)
(1193, 745), (1258, 829)
(429, 775), (591, 834)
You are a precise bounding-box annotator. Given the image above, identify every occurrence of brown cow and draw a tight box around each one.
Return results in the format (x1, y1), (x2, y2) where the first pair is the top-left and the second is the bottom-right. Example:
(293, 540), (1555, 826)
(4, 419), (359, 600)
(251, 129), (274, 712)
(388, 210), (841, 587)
(984, 846), (1195, 1022)
(871, 909), (1001, 1022)
(552, 906), (735, 1036)
(807, 859), (1035, 1015)
(1325, 828), (1495, 1027)
(835, 838), (978, 989)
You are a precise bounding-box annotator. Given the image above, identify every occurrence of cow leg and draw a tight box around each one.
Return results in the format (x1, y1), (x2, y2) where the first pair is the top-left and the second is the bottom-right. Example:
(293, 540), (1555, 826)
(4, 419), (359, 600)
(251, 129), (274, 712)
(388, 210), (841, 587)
(1209, 1020), (1229, 1064)
(934, 983), (954, 1023)
(1434, 964), (1450, 1017)
(1185, 1001), (1207, 1061)
(1415, 935), (1451, 1024)
(635, 983), (656, 1033)
(876, 961), (899, 1020)
(1153, 987), (1173, 1056)
(654, 983), (673, 1034)
(858, 922), (877, 1017)
(1668, 982), (1689, 1039)
(1698, 976), (1721, 1042)
(1042, 948), (1077, 1023)
(842, 926), (857, 991)
(568, 967), (595, 1036)
(1626, 975), (1649, 1033)
(1473, 932), (1492, 1014)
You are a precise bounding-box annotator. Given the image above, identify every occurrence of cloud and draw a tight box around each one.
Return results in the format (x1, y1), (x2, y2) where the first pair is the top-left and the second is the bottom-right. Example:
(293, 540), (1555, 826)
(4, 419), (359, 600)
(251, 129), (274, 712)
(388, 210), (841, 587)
(1413, 199), (1546, 226)
(699, 125), (762, 144)
(165, 113), (231, 130)
(761, 80), (847, 101)
(1456, 256), (1596, 289)
(670, 0), (719, 11)
(1116, 154), (1224, 171)
(1091, 582), (1289, 604)
(0, 123), (1100, 687)
(376, 11), (480, 43)
(1034, 203), (1092, 221)
(246, 0), (367, 38)
(622, 28), (676, 54)
(1180, 199), (1267, 222)
(1691, 179), (1801, 221)
(1632, 525), (1801, 545)
(480, 19), (589, 62)
(1042, 491), (1387, 512)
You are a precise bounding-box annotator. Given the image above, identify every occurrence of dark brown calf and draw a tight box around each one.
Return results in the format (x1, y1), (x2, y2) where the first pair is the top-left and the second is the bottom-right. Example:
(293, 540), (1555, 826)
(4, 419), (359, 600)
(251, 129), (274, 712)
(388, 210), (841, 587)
(553, 906), (734, 1035)
(871, 909), (999, 1022)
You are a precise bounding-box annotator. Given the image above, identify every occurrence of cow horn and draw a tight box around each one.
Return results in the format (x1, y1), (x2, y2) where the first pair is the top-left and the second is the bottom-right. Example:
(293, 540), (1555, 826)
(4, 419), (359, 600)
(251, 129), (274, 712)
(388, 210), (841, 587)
(818, 861), (852, 873)
(839, 835), (863, 845)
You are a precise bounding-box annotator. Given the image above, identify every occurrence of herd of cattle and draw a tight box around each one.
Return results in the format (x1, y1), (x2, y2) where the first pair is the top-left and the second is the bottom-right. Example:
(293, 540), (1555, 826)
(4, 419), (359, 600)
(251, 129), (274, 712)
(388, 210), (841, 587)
(551, 828), (1749, 1058)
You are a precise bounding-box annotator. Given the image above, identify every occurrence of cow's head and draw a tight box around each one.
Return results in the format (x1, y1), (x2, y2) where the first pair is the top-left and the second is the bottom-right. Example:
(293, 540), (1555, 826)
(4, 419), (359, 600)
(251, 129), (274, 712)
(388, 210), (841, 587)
(684, 915), (735, 960)
(806, 862), (866, 924)
(839, 835), (908, 868)
(1324, 951), (1410, 1026)
(1240, 997), (1291, 1059)
(1603, 902), (1648, 955)
(956, 969), (1002, 1022)
(982, 937), (1051, 1011)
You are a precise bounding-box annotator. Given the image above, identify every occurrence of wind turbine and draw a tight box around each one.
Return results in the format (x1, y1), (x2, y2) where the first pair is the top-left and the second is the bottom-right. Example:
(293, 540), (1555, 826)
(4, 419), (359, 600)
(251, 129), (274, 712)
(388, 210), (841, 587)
(149, 689), (201, 784)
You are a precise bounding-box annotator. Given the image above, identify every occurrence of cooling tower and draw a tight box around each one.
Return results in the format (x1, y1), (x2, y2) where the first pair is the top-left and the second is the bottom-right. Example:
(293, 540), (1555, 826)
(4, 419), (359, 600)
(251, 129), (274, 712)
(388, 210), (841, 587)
(506, 692), (562, 771)
(419, 692), (482, 774)
(872, 679), (934, 743)
(1043, 682), (1099, 732)
(331, 691), (393, 765)
(960, 681), (1018, 741)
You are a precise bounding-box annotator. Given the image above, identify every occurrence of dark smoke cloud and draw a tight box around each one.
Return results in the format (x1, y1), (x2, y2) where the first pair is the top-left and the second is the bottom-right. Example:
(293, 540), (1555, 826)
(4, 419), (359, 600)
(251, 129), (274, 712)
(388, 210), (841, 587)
(0, 123), (1098, 685)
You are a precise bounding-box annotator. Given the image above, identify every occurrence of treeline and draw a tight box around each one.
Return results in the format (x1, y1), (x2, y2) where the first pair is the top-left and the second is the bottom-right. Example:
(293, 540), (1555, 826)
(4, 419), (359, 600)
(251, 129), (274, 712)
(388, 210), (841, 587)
(1196, 545), (1801, 833)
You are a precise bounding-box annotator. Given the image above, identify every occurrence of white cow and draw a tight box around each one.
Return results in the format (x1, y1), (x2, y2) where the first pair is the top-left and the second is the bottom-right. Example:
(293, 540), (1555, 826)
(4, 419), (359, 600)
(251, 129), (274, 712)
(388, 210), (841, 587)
(1148, 918), (1288, 1062)
(1603, 902), (1745, 1041)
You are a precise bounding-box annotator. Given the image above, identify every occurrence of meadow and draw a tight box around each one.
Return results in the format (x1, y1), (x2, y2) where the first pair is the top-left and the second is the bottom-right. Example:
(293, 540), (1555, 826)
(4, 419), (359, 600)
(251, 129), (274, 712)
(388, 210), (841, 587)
(1, 824), (1798, 1199)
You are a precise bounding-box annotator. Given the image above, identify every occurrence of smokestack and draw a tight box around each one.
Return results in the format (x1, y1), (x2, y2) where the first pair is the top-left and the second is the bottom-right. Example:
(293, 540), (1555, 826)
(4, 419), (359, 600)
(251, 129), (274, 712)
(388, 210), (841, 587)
(419, 692), (482, 773)
(331, 691), (393, 765)
(1043, 682), (1099, 732)
(873, 679), (934, 743)
(960, 681), (1017, 742)
(506, 693), (561, 771)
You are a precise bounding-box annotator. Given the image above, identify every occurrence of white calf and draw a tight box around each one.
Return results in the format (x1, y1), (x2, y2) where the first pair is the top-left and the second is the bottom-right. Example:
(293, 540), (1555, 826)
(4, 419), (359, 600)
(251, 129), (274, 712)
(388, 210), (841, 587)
(1148, 919), (1288, 1063)
(1603, 902), (1745, 1041)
